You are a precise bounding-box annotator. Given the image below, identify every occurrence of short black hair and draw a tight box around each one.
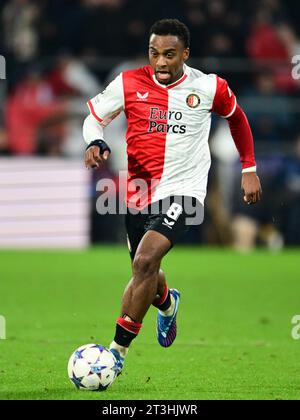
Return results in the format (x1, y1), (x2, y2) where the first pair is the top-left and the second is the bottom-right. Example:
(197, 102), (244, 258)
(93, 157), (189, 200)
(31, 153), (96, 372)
(149, 19), (190, 49)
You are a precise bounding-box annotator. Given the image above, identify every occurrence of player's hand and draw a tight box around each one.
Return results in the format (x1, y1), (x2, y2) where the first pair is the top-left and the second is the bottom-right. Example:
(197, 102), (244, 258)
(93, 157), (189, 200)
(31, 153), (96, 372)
(241, 172), (262, 205)
(85, 146), (110, 169)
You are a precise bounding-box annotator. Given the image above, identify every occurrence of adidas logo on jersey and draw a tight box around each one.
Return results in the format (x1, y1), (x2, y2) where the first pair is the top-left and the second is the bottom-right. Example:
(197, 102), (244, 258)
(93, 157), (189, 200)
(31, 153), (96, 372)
(136, 92), (149, 101)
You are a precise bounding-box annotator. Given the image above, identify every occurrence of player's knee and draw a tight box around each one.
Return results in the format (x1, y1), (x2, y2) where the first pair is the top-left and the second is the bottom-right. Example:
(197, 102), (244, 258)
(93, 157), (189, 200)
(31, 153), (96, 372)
(132, 253), (159, 279)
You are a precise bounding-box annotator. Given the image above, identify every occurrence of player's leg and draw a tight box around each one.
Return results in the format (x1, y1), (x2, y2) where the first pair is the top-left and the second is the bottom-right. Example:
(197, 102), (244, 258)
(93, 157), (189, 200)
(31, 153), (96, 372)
(156, 269), (167, 297)
(109, 196), (201, 369)
(123, 268), (167, 308)
(125, 211), (169, 309)
(150, 196), (203, 347)
(109, 230), (171, 368)
(120, 229), (171, 322)
(152, 269), (174, 312)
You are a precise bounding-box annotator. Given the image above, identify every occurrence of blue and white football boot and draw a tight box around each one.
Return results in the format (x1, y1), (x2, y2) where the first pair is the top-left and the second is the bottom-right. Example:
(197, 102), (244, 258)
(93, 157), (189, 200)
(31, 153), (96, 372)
(157, 288), (181, 347)
(109, 348), (125, 377)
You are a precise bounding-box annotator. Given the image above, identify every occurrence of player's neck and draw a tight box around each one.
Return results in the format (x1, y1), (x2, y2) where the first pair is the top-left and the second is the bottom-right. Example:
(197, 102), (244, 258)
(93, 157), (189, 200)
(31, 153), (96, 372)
(169, 69), (185, 85)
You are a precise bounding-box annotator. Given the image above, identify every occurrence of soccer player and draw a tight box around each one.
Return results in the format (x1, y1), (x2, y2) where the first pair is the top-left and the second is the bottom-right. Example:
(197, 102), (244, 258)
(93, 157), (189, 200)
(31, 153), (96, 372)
(83, 19), (262, 377)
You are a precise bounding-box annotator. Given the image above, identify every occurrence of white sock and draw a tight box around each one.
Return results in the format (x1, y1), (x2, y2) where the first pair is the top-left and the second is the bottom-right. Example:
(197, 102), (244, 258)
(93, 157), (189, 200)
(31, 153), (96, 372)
(159, 294), (175, 317)
(109, 341), (129, 359)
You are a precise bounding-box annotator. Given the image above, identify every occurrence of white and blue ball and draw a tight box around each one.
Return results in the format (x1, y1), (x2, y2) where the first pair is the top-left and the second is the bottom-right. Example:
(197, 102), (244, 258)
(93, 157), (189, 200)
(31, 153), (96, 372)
(68, 344), (118, 391)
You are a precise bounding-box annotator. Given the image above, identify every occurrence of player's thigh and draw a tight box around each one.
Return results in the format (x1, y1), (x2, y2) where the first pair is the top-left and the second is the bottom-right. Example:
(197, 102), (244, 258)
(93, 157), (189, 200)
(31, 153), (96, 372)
(133, 230), (172, 271)
(125, 212), (146, 261)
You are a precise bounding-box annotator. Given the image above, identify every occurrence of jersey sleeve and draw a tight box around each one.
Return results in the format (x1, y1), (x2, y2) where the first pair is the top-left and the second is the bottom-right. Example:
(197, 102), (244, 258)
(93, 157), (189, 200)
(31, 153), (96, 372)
(87, 73), (124, 126)
(227, 104), (257, 172)
(211, 75), (237, 118)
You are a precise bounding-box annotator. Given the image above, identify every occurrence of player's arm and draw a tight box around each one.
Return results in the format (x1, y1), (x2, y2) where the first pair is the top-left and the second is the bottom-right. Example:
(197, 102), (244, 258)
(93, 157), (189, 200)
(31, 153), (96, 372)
(227, 104), (262, 205)
(212, 76), (262, 205)
(83, 73), (124, 169)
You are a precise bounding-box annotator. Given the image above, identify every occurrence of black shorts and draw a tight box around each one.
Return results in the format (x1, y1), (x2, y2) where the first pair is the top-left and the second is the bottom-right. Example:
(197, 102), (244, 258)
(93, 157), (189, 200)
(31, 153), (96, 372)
(125, 195), (204, 260)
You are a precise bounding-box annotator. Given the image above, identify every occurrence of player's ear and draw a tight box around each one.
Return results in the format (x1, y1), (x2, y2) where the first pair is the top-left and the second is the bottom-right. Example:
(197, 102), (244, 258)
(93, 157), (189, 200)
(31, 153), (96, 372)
(183, 48), (190, 62)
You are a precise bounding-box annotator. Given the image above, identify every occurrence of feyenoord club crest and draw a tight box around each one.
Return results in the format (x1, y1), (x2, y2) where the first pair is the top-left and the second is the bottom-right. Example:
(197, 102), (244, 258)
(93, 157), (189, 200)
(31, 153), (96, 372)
(186, 93), (201, 108)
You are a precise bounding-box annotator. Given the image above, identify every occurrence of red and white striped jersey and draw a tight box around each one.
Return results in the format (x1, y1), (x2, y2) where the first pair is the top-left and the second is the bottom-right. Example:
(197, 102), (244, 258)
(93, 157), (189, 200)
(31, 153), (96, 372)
(87, 64), (251, 209)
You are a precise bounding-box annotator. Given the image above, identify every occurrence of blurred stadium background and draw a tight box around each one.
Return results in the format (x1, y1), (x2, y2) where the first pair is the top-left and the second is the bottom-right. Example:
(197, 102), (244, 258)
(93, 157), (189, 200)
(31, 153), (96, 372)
(0, 0), (300, 250)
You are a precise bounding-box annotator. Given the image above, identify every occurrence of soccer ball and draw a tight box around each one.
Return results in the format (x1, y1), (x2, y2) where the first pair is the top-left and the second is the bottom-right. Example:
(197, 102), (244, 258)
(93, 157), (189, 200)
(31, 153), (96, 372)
(67, 343), (118, 391)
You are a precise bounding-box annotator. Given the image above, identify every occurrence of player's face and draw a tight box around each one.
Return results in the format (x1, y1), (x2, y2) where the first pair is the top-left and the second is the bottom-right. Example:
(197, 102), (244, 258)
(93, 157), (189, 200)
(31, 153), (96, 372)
(149, 34), (190, 85)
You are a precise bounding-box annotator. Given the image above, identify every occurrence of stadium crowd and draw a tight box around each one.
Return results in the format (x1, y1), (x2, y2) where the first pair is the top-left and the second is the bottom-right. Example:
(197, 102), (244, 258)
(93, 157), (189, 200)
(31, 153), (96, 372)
(0, 0), (300, 247)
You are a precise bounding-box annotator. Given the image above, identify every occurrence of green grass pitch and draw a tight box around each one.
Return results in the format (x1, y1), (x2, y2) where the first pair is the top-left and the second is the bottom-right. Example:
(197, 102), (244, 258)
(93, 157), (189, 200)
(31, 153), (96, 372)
(0, 247), (299, 400)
